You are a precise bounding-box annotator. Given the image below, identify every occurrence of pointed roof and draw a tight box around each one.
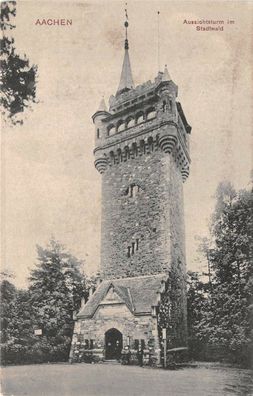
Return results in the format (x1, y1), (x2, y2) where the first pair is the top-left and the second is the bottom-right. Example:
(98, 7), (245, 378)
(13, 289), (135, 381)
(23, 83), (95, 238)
(117, 47), (134, 95)
(100, 284), (134, 313)
(97, 97), (107, 112)
(92, 97), (109, 122)
(77, 274), (168, 318)
(117, 11), (134, 95)
(162, 65), (171, 82)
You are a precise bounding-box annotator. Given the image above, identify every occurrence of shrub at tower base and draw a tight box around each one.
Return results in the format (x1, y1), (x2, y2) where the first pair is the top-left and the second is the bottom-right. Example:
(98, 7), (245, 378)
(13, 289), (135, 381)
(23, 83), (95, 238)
(187, 182), (253, 368)
(158, 267), (188, 365)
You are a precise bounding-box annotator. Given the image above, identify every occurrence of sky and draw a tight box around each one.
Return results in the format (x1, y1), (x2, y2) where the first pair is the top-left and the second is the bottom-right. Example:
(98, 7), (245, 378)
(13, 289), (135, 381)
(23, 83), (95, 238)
(1, 0), (252, 288)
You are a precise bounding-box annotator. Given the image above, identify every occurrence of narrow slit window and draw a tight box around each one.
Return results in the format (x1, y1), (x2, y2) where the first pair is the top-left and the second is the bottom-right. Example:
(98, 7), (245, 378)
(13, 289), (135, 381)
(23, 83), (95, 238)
(127, 239), (140, 257)
(126, 183), (142, 198)
(140, 141), (146, 154)
(136, 239), (139, 250)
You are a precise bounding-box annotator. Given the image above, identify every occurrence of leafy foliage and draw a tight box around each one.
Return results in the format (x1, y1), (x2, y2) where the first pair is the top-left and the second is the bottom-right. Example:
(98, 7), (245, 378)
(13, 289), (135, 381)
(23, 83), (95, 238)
(158, 264), (187, 349)
(0, 1), (38, 124)
(0, 239), (87, 365)
(0, 276), (16, 345)
(28, 239), (87, 362)
(188, 182), (253, 367)
(187, 271), (209, 358)
(0, 273), (37, 364)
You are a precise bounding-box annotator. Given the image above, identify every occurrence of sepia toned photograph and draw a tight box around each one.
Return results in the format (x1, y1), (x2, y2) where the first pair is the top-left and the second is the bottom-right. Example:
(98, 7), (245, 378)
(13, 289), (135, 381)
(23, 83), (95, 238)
(1, 1), (252, 395)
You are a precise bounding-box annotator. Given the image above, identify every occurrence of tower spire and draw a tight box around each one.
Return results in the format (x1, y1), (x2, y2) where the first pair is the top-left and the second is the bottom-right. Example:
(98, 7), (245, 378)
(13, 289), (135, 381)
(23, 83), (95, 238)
(117, 4), (134, 95)
(162, 64), (171, 82)
(97, 96), (107, 112)
(124, 5), (129, 50)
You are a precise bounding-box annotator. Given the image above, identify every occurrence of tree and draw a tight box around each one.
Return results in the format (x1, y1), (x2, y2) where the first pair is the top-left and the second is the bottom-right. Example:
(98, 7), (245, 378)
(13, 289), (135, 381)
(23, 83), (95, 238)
(0, 240), (88, 365)
(158, 265), (188, 351)
(0, 1), (38, 124)
(0, 271), (38, 365)
(0, 274), (16, 345)
(28, 239), (87, 362)
(192, 182), (253, 366)
(187, 271), (209, 359)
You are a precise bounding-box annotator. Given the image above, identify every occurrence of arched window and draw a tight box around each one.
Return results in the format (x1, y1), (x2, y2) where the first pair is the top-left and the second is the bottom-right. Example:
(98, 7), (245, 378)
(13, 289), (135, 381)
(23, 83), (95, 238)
(97, 128), (100, 138)
(131, 143), (138, 157)
(127, 238), (140, 257)
(140, 140), (146, 155)
(117, 148), (122, 162)
(109, 151), (115, 165)
(126, 117), (135, 129)
(136, 112), (144, 124)
(132, 185), (139, 197)
(125, 183), (142, 198)
(124, 146), (131, 160)
(108, 125), (116, 136)
(148, 136), (154, 152)
(146, 108), (156, 120)
(117, 120), (125, 133)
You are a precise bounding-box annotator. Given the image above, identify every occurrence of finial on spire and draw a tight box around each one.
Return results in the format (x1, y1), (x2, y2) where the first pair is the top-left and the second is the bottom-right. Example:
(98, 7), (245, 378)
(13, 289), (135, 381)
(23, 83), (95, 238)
(162, 64), (171, 82)
(157, 11), (160, 71)
(124, 3), (129, 50)
(117, 3), (134, 95)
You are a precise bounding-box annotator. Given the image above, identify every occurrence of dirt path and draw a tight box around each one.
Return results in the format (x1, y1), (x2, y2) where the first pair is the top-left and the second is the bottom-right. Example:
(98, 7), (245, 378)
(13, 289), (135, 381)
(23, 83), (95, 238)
(1, 362), (252, 396)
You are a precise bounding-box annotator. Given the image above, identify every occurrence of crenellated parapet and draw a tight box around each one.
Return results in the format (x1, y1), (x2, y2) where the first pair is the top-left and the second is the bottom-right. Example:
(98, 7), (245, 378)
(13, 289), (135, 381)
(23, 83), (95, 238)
(94, 125), (190, 182)
(92, 68), (191, 182)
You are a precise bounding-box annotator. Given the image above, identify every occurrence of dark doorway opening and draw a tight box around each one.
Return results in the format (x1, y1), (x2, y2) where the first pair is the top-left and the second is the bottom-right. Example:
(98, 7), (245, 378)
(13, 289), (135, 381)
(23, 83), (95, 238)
(105, 328), (123, 360)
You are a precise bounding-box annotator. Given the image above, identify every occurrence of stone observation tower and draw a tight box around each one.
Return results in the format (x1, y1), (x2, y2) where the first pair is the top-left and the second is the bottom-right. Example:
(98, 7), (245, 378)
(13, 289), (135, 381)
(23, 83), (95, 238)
(70, 14), (191, 365)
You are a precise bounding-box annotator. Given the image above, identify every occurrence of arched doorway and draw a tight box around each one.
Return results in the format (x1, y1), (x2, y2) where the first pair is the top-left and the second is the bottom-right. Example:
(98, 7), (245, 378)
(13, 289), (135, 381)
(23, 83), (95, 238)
(105, 328), (123, 360)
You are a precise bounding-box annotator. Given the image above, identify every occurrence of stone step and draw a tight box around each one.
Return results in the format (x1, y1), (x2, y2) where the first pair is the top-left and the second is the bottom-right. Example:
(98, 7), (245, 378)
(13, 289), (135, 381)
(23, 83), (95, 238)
(103, 360), (121, 365)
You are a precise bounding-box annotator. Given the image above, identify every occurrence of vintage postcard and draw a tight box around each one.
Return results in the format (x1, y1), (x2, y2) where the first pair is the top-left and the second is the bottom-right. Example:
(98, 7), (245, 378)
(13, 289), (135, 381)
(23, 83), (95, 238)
(1, 1), (252, 395)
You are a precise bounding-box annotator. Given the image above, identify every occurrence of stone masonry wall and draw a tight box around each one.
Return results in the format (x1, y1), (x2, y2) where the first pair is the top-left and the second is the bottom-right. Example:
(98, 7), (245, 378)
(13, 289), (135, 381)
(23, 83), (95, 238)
(165, 155), (188, 345)
(99, 146), (188, 346)
(72, 304), (160, 361)
(100, 146), (186, 281)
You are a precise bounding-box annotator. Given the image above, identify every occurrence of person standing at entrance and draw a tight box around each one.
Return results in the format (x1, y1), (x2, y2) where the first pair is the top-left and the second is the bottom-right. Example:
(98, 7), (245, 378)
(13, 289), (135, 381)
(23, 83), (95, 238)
(115, 340), (121, 360)
(137, 345), (144, 367)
